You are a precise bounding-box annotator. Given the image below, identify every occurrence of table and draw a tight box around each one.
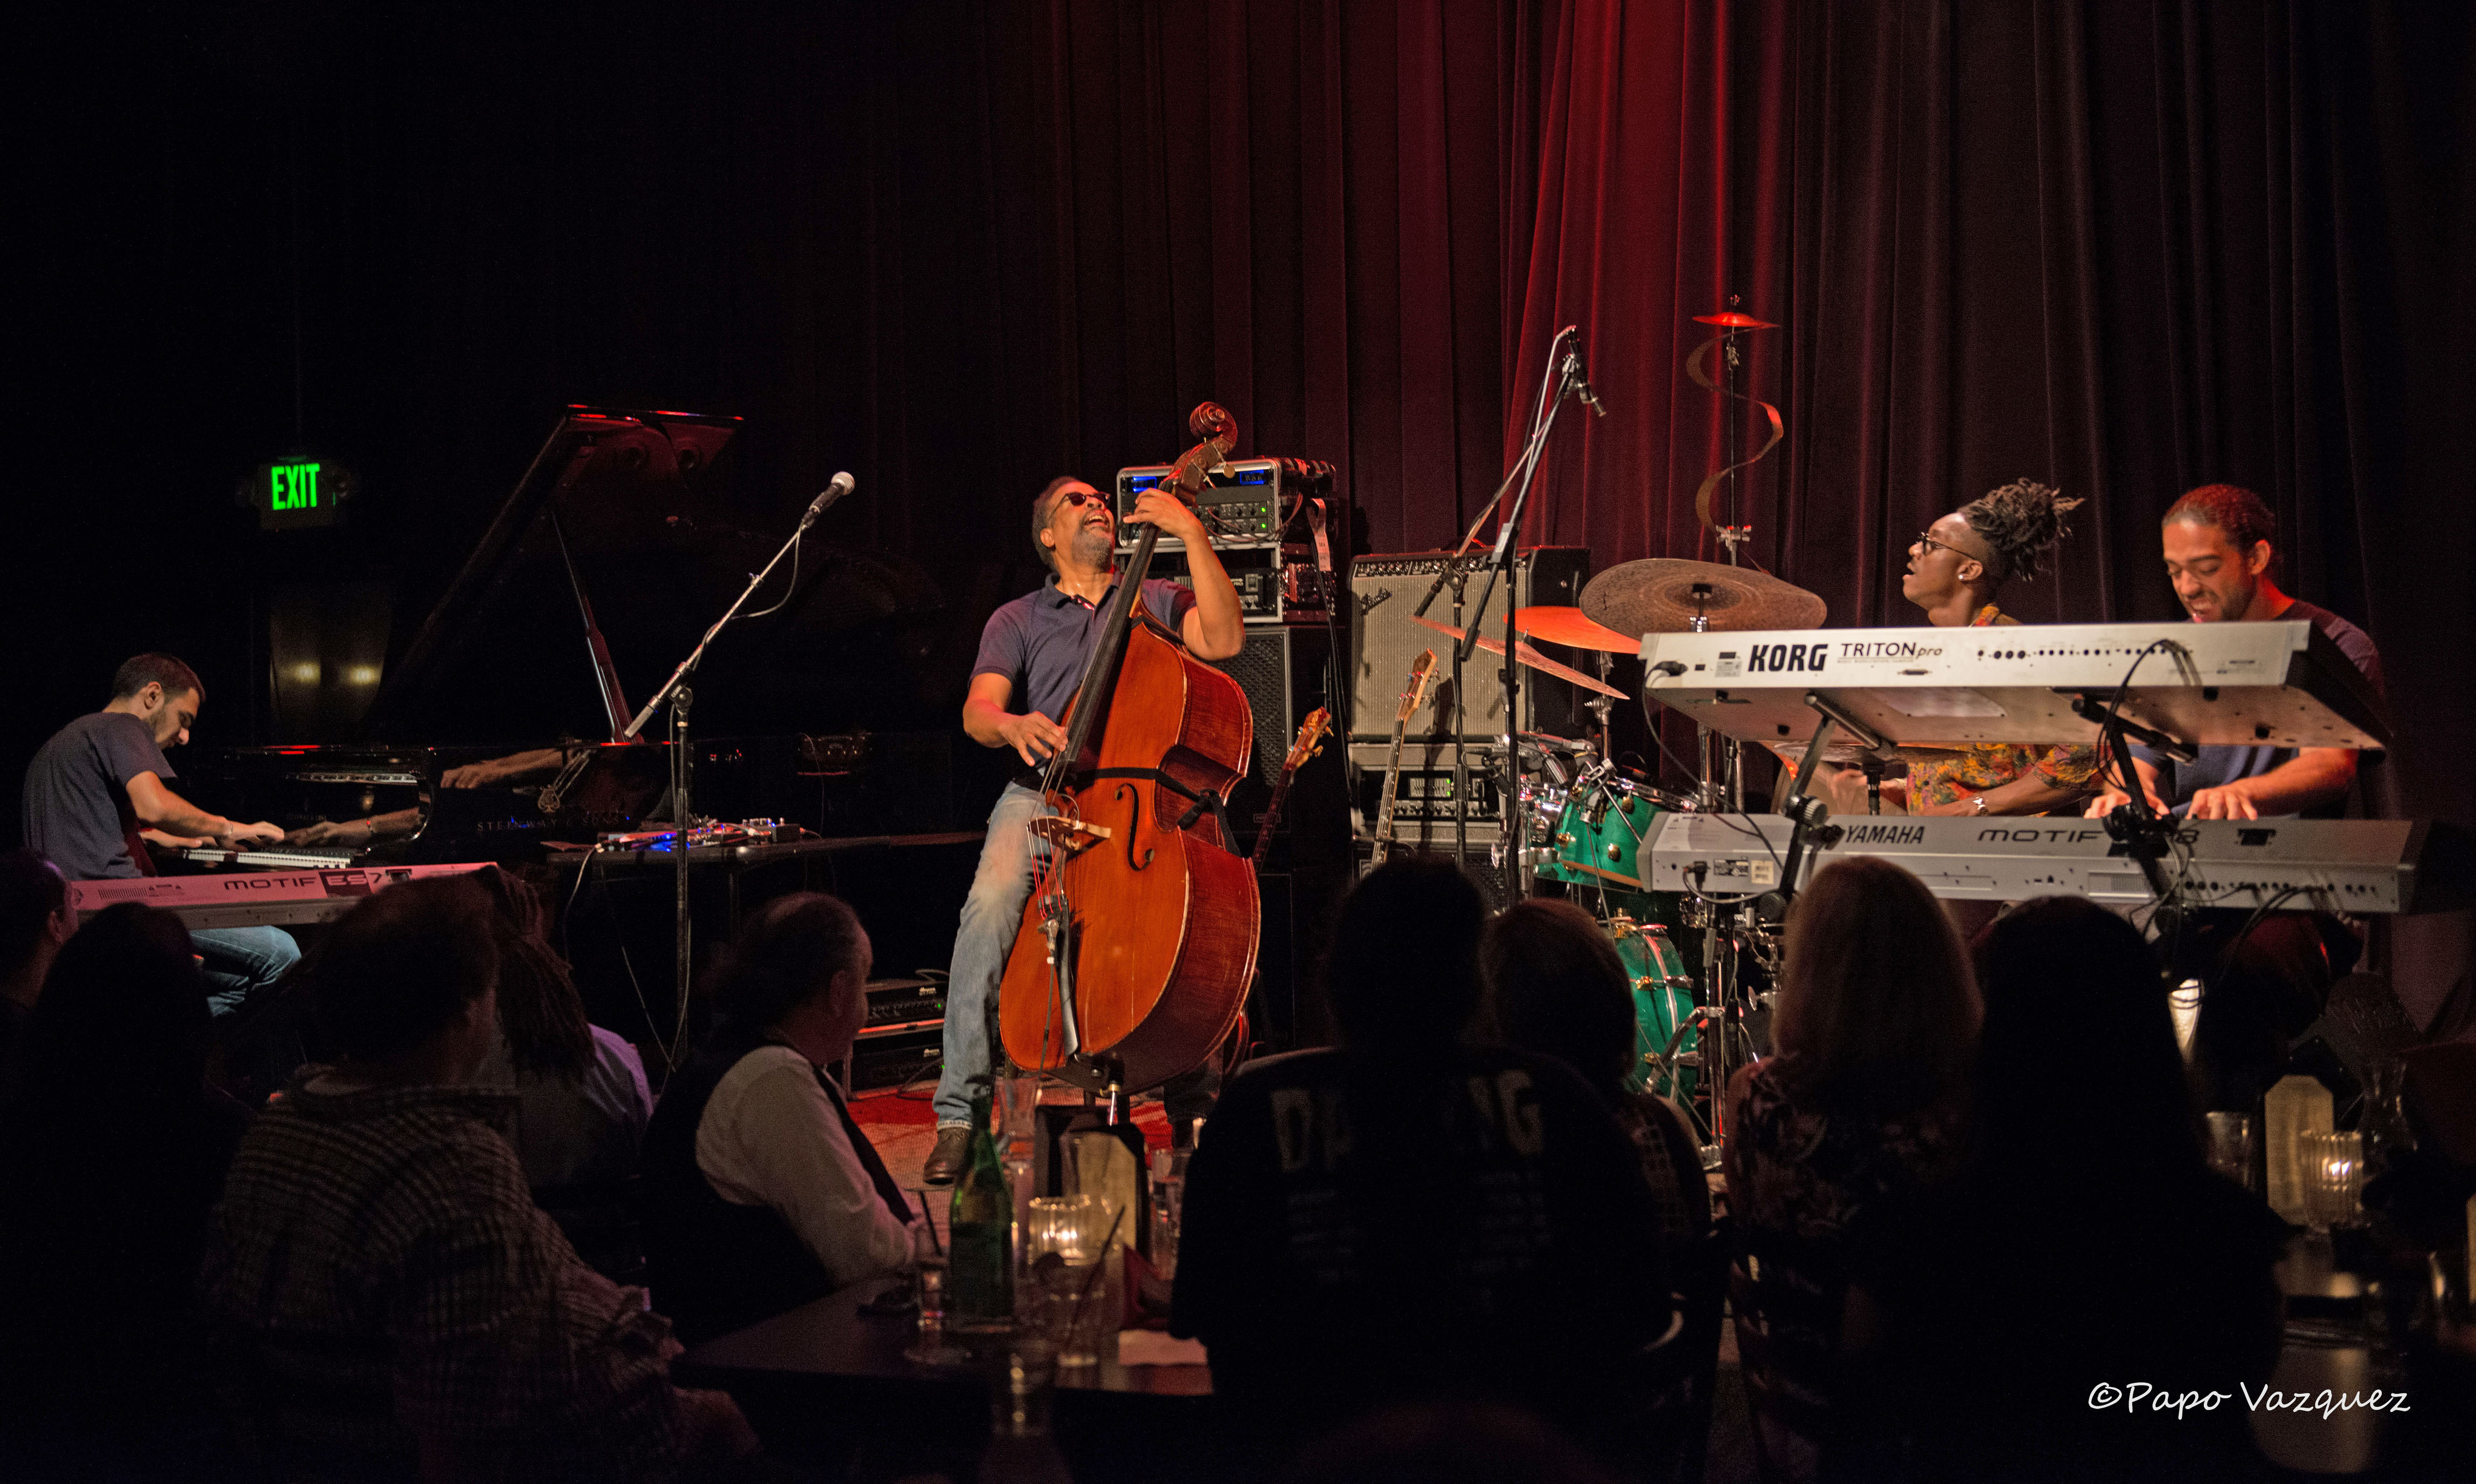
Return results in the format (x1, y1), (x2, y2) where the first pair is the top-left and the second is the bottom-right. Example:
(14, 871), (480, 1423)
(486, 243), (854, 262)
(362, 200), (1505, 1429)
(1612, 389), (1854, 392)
(2252, 1232), (2399, 1476)
(677, 1279), (1212, 1482)
(550, 831), (983, 922)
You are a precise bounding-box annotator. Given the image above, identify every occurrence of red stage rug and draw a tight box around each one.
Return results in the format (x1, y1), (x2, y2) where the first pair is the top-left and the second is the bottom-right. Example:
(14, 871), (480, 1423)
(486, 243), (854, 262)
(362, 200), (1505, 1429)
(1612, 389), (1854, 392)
(848, 1085), (1172, 1149)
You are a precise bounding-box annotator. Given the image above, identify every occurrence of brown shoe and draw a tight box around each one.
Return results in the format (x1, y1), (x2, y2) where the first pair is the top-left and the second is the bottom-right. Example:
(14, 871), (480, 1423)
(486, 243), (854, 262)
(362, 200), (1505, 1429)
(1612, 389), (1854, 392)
(921, 1126), (973, 1186)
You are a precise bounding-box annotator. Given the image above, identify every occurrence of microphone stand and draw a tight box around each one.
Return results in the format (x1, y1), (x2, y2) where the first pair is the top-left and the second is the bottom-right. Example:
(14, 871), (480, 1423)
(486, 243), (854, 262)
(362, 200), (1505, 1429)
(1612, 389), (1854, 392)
(622, 485), (843, 1048)
(1463, 344), (1590, 904)
(1410, 329), (1576, 890)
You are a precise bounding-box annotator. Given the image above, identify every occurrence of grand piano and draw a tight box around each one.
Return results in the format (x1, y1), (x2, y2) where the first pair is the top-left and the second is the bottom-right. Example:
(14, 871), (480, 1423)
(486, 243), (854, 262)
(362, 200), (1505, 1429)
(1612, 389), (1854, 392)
(170, 406), (735, 870)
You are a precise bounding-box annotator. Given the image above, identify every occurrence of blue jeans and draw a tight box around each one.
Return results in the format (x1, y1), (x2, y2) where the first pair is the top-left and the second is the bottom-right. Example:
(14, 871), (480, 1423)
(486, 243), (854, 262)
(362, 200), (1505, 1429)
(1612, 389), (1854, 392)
(936, 783), (1049, 1127)
(934, 783), (1225, 1132)
(191, 925), (302, 1018)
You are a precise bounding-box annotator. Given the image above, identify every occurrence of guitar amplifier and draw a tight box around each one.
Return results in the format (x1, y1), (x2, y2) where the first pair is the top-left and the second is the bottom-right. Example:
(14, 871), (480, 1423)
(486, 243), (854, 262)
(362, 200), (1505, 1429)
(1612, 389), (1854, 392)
(1349, 740), (1510, 848)
(845, 976), (946, 1091)
(1348, 548), (1589, 742)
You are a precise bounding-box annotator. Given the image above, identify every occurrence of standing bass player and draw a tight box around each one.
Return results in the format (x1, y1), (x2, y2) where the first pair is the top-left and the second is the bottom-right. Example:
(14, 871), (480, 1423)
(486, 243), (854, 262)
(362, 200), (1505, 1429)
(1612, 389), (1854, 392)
(923, 476), (1246, 1184)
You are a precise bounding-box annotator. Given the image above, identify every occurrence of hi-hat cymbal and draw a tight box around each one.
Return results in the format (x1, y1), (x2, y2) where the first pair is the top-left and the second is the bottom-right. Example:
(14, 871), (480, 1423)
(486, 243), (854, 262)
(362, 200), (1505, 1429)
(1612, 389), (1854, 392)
(1691, 311), (1778, 329)
(1405, 615), (1627, 699)
(1512, 605), (1639, 653)
(1580, 558), (1827, 636)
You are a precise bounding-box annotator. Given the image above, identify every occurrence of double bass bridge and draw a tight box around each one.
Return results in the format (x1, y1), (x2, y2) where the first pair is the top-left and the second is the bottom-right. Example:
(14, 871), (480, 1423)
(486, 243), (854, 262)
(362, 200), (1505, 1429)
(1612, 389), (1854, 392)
(1025, 814), (1114, 852)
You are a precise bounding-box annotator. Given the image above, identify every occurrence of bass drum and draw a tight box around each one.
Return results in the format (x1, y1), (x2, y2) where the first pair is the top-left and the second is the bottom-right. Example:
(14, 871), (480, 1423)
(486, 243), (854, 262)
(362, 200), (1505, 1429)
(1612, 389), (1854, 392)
(1612, 916), (1698, 1103)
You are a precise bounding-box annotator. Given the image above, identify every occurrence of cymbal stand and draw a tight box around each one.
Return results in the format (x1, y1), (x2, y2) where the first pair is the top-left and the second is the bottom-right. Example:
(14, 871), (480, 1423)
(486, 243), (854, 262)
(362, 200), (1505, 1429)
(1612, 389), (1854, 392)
(1448, 562), (1470, 871)
(1588, 652), (1617, 758)
(1677, 590), (1763, 1160)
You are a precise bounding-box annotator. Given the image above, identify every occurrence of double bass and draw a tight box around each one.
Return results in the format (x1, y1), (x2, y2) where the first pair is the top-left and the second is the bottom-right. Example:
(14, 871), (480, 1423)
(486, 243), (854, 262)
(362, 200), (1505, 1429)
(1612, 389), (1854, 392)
(996, 403), (1261, 1095)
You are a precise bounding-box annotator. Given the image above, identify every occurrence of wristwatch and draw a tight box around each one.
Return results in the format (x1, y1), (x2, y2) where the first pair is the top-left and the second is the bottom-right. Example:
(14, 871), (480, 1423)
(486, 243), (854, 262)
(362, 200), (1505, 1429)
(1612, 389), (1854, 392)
(1970, 795), (1989, 816)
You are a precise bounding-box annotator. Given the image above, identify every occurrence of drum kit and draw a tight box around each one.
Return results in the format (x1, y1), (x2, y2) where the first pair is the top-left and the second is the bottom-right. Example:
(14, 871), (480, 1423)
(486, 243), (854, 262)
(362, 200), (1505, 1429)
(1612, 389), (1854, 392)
(1449, 555), (1834, 1156)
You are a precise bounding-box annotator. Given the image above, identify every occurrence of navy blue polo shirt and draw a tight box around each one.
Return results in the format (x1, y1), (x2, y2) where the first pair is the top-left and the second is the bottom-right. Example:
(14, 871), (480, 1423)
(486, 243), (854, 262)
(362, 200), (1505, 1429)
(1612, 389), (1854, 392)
(972, 573), (1198, 723)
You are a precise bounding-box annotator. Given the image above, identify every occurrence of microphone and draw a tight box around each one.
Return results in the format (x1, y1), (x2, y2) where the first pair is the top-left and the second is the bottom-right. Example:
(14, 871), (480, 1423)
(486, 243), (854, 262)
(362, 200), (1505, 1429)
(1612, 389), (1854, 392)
(802, 471), (857, 528)
(1562, 337), (1608, 418)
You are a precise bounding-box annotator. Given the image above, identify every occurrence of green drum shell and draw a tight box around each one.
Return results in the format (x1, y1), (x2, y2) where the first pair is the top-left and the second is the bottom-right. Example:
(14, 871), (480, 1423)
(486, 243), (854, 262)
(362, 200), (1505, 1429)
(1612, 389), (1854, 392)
(1615, 919), (1698, 1102)
(1535, 781), (1678, 894)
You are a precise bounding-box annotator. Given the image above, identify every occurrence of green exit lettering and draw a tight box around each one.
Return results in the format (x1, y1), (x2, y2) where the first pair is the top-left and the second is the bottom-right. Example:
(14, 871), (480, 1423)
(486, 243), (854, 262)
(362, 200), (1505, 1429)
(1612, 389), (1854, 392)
(270, 462), (320, 511)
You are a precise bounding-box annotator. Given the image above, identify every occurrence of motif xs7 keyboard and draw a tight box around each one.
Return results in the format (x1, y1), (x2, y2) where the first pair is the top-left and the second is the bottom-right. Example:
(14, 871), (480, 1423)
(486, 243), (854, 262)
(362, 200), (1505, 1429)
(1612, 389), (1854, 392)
(68, 862), (490, 931)
(1643, 813), (2470, 916)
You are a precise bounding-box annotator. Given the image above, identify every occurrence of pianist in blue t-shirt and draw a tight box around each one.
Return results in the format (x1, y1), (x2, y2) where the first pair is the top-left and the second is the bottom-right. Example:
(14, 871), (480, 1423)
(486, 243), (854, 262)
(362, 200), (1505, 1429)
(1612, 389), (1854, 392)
(19, 654), (299, 1015)
(2085, 484), (2385, 823)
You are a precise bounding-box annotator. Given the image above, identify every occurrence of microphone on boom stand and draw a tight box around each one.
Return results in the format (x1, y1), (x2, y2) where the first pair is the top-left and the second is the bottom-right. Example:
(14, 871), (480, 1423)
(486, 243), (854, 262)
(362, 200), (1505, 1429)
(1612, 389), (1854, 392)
(802, 471), (857, 528)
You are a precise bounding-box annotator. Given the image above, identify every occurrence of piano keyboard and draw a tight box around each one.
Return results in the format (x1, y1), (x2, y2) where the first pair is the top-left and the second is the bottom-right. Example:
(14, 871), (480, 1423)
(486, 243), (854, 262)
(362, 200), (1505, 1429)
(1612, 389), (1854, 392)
(176, 848), (360, 870)
(69, 862), (492, 931)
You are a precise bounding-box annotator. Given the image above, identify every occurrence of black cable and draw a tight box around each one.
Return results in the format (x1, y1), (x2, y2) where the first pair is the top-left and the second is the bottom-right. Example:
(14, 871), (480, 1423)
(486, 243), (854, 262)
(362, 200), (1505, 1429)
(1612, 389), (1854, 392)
(742, 531), (804, 619)
(2098, 639), (2181, 799)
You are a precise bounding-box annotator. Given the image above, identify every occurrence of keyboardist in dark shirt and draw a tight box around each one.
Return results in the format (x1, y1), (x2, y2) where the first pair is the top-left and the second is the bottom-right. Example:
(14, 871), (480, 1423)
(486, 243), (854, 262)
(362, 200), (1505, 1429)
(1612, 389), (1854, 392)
(20, 655), (298, 1015)
(2083, 485), (2387, 1109)
(2086, 485), (2385, 822)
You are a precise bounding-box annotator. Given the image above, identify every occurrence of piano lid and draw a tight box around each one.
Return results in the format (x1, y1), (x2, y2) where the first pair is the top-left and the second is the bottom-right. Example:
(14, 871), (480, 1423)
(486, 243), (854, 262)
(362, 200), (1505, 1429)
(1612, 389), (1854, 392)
(360, 406), (742, 746)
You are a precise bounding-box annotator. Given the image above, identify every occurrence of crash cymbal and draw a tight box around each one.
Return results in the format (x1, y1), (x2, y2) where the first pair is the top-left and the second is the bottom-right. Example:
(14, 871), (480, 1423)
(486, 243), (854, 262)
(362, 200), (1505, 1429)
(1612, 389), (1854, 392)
(1406, 615), (1627, 699)
(1691, 311), (1778, 329)
(1580, 558), (1827, 637)
(1512, 605), (1639, 653)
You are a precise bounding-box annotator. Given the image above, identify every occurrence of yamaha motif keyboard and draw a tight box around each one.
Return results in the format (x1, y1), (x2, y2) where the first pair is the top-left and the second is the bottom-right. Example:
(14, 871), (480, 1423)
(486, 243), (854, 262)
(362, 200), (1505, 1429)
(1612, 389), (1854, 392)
(68, 862), (491, 931)
(1638, 620), (2388, 750)
(1643, 813), (2471, 916)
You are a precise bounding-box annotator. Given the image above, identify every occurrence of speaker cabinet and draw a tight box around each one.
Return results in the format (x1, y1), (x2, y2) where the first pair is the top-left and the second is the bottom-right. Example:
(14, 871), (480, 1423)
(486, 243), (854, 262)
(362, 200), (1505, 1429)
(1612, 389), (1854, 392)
(1206, 625), (1350, 868)
(1348, 548), (1590, 742)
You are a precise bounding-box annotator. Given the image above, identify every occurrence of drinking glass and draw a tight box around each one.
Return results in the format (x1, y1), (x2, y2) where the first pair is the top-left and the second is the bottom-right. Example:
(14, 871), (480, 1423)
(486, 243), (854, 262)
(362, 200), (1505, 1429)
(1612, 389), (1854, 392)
(904, 1214), (969, 1366)
(998, 1071), (1043, 1163)
(2204, 1112), (2257, 1193)
(2303, 1129), (2362, 1230)
(1027, 1194), (1109, 1366)
(1147, 1146), (1184, 1280)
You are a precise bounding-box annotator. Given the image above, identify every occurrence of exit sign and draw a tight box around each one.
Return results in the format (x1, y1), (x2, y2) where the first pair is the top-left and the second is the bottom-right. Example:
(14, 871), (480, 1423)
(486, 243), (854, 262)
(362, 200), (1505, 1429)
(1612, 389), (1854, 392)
(241, 457), (353, 530)
(272, 461), (322, 510)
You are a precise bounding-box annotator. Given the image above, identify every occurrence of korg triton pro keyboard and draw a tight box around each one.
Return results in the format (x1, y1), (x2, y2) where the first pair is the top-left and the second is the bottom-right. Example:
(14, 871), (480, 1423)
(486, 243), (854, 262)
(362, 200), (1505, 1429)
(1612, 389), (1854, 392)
(1637, 619), (2388, 750)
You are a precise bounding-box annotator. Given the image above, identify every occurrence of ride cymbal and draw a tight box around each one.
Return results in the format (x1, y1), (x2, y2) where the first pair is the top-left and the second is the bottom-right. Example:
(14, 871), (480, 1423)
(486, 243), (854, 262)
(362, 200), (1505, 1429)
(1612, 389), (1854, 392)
(1580, 558), (1827, 637)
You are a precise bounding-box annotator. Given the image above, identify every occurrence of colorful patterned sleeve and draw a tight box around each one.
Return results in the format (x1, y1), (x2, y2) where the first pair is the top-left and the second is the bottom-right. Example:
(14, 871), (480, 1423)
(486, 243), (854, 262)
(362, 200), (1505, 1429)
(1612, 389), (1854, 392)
(2030, 743), (2100, 789)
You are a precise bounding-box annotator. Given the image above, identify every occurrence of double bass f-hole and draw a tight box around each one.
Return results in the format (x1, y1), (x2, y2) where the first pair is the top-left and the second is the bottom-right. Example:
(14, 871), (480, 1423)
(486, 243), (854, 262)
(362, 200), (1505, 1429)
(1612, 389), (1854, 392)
(1116, 784), (1154, 870)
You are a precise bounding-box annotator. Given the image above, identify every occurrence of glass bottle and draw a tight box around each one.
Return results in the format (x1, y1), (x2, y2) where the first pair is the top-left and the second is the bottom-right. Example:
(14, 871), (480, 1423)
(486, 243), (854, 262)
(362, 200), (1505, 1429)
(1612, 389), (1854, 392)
(950, 1091), (1014, 1330)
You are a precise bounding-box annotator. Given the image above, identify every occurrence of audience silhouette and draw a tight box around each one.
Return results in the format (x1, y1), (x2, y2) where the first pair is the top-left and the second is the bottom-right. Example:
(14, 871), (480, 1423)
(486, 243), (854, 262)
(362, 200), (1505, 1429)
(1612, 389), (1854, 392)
(199, 876), (758, 1480)
(1174, 857), (1670, 1467)
(1722, 856), (1979, 1479)
(0, 902), (248, 1473)
(643, 892), (915, 1346)
(1484, 897), (1712, 1275)
(1845, 895), (2286, 1483)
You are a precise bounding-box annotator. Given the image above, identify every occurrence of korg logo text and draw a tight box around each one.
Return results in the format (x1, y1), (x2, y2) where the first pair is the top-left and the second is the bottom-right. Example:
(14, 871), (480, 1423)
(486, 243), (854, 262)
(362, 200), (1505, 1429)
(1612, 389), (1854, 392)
(1745, 640), (1829, 674)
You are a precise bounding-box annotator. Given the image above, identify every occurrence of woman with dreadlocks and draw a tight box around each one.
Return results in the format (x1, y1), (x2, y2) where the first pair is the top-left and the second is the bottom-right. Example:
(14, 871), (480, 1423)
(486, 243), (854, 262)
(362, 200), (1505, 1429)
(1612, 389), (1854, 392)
(1814, 479), (2101, 819)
